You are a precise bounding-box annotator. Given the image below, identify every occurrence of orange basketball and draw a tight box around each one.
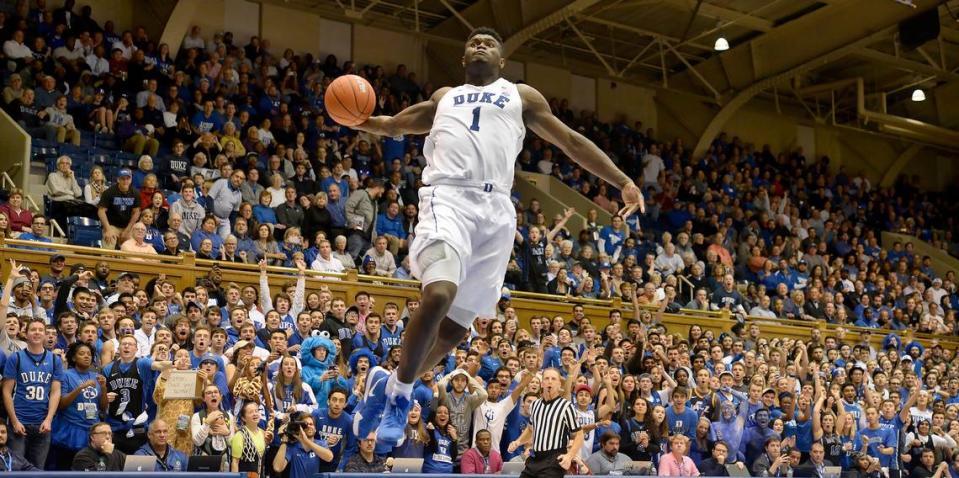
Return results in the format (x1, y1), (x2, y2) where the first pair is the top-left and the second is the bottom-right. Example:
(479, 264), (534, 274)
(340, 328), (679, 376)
(325, 74), (376, 127)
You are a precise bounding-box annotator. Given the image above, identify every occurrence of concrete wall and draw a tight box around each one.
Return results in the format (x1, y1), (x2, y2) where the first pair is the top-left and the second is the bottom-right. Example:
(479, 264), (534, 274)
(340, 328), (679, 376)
(596, 79), (657, 133)
(526, 62), (572, 104)
(353, 25), (426, 77)
(261, 2), (321, 55)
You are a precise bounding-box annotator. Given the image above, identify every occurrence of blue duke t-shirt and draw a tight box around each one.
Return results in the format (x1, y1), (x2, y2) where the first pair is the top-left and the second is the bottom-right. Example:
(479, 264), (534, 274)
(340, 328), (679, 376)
(286, 438), (330, 478)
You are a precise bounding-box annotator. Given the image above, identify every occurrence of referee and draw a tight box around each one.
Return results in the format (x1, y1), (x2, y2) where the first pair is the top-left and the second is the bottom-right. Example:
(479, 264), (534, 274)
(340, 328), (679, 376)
(507, 368), (583, 478)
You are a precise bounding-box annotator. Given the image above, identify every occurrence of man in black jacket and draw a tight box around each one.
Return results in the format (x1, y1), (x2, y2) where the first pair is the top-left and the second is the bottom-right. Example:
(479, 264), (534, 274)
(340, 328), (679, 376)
(698, 440), (747, 477)
(319, 297), (355, 357)
(72, 422), (126, 471)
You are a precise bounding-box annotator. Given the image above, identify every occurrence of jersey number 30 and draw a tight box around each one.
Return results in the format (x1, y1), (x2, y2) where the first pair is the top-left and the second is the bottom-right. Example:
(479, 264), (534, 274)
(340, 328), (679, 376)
(470, 107), (481, 132)
(25, 385), (45, 401)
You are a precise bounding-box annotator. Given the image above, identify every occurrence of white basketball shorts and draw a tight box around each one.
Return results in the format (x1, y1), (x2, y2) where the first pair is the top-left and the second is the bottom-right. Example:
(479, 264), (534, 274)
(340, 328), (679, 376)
(409, 184), (516, 328)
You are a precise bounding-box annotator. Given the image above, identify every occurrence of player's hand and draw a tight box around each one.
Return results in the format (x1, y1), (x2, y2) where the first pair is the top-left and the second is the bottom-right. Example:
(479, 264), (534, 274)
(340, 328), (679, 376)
(618, 181), (645, 217)
(508, 440), (520, 453)
(40, 419), (52, 434)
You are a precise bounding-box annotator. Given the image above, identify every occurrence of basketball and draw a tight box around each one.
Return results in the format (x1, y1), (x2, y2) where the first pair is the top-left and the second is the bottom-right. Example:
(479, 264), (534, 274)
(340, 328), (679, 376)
(325, 74), (376, 127)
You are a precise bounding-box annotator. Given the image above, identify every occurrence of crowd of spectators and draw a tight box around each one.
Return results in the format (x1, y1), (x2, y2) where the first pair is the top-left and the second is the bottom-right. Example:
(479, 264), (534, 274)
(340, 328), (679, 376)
(1, 1), (959, 477)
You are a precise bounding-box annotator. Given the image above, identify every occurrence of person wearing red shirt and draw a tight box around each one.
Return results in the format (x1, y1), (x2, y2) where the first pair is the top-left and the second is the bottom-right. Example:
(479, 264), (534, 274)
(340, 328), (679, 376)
(460, 429), (503, 474)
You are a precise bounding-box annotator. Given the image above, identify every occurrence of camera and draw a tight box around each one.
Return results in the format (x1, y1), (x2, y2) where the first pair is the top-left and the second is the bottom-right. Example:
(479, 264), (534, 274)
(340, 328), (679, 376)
(285, 411), (310, 440)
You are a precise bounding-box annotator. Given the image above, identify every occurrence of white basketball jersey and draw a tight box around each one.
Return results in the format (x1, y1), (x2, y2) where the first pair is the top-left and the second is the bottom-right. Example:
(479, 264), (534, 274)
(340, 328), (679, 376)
(423, 77), (525, 190)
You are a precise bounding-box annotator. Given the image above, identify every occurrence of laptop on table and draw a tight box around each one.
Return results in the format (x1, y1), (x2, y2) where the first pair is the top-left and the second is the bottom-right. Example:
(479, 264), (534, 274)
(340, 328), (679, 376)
(123, 455), (157, 472)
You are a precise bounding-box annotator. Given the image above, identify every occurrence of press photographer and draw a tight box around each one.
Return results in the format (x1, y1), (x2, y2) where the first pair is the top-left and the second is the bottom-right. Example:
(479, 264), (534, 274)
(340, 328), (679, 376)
(272, 412), (333, 478)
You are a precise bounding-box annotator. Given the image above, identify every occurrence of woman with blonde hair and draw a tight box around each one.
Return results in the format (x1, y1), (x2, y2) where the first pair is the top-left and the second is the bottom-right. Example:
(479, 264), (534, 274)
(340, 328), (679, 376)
(266, 173), (286, 208)
(280, 227), (304, 267)
(83, 166), (109, 207)
(220, 122), (246, 156)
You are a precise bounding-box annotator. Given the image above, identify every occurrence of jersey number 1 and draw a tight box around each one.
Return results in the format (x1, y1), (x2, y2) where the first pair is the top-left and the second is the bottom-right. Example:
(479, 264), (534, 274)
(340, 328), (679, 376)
(470, 107), (481, 132)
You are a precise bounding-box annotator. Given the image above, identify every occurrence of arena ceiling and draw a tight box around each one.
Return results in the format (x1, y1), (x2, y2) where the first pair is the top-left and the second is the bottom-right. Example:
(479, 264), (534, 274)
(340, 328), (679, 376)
(259, 0), (959, 132)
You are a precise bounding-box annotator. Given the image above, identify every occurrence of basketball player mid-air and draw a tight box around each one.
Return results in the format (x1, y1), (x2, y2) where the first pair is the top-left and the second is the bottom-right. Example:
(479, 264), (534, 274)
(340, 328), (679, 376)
(351, 27), (645, 446)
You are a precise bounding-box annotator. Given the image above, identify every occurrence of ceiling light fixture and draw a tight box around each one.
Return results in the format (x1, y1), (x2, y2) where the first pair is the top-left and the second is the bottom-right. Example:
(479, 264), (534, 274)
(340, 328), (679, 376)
(912, 88), (926, 102)
(714, 36), (729, 51)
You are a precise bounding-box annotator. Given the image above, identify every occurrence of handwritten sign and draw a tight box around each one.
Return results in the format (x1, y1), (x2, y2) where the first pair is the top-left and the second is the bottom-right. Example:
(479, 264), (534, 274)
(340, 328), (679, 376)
(164, 370), (203, 400)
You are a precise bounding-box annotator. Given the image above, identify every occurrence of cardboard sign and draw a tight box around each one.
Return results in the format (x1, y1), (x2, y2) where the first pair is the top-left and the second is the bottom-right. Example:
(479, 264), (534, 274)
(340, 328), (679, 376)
(163, 370), (203, 400)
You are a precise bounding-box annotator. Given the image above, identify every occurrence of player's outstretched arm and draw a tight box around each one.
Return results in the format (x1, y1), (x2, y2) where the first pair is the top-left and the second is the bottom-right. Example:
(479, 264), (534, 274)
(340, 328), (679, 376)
(354, 87), (452, 137)
(519, 84), (645, 217)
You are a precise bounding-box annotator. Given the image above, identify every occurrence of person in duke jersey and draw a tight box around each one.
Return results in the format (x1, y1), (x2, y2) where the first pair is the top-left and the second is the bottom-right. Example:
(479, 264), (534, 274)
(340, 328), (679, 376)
(102, 334), (161, 454)
(273, 414), (334, 478)
(313, 388), (355, 472)
(2, 314), (64, 469)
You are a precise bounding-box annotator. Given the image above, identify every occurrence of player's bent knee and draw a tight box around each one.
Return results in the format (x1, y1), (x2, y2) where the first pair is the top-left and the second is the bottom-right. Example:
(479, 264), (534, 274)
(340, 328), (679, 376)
(417, 241), (462, 286)
(423, 281), (457, 306)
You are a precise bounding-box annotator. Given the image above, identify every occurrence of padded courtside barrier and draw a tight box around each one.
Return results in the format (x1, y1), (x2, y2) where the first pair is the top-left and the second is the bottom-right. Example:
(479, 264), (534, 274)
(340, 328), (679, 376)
(13, 474), (245, 478)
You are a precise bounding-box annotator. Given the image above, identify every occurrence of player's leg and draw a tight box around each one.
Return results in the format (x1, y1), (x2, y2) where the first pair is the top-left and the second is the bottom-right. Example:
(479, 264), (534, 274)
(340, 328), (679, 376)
(415, 317), (471, 376)
(394, 280), (458, 384)
(372, 241), (462, 445)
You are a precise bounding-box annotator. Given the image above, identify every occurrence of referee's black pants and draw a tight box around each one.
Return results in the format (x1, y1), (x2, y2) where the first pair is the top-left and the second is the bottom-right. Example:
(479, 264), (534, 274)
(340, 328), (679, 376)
(520, 449), (567, 478)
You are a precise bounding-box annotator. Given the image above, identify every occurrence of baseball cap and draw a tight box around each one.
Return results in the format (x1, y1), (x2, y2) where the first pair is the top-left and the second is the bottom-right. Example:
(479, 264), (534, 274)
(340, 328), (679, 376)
(199, 354), (219, 366)
(362, 255), (375, 266)
(185, 301), (203, 312)
(574, 384), (592, 396)
(500, 287), (511, 301)
(49, 254), (66, 263)
(117, 271), (136, 281)
(12, 277), (31, 289)
(118, 168), (132, 177)
(599, 261), (611, 269)
(234, 340), (254, 350)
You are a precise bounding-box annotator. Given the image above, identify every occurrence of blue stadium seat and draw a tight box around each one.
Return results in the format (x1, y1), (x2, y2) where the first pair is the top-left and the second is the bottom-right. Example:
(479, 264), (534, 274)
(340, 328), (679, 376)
(66, 216), (103, 247)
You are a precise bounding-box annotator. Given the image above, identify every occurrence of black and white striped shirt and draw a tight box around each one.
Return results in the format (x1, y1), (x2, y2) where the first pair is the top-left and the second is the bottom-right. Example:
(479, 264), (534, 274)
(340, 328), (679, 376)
(529, 395), (580, 452)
